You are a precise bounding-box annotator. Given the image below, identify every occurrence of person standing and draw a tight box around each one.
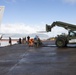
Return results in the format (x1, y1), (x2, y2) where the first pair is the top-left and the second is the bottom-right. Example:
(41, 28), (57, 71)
(27, 36), (30, 43)
(22, 38), (24, 44)
(9, 37), (12, 45)
(24, 37), (26, 44)
(0, 35), (3, 46)
(18, 38), (22, 44)
(34, 35), (42, 47)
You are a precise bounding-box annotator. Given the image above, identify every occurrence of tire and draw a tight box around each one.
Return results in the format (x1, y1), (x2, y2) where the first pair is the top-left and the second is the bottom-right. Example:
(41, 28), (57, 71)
(55, 39), (65, 47)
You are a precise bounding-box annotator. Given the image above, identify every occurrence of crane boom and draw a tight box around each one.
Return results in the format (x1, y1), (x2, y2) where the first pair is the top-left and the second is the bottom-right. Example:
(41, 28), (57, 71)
(46, 21), (76, 32)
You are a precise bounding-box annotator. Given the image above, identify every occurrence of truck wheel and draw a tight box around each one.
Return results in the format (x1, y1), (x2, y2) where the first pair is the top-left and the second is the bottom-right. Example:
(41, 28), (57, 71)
(55, 39), (65, 47)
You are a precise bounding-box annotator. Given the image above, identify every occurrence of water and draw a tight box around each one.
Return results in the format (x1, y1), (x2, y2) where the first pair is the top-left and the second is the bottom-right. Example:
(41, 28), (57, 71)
(0, 41), (17, 47)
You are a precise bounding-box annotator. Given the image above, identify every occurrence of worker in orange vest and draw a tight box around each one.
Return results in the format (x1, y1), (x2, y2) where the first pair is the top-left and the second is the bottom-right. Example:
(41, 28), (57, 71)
(28, 38), (34, 47)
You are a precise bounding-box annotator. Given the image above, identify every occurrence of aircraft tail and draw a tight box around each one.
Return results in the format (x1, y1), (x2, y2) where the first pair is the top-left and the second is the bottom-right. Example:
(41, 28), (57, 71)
(0, 6), (5, 26)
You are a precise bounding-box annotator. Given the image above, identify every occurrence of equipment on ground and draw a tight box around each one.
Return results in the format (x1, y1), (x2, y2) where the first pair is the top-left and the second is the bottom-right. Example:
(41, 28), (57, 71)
(46, 21), (76, 47)
(34, 38), (42, 47)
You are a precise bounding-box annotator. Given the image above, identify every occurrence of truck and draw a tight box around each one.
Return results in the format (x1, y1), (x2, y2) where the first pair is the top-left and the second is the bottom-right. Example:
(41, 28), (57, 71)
(46, 21), (76, 47)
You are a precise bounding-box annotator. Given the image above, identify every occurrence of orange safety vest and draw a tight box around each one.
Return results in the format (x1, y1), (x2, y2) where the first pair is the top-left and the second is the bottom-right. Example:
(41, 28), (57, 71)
(29, 39), (34, 46)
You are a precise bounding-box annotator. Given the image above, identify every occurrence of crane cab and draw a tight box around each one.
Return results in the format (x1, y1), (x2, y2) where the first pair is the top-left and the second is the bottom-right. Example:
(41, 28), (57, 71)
(68, 31), (76, 43)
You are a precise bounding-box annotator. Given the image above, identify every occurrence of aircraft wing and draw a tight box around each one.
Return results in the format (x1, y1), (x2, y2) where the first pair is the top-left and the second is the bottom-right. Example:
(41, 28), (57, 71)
(0, 6), (5, 26)
(36, 31), (47, 33)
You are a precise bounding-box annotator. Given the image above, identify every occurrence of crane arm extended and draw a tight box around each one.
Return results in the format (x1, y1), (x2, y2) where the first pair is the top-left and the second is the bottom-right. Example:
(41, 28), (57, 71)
(46, 21), (76, 32)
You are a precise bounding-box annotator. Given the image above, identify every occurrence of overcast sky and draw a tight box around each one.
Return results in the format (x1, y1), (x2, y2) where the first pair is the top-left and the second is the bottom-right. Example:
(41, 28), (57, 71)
(0, 0), (76, 37)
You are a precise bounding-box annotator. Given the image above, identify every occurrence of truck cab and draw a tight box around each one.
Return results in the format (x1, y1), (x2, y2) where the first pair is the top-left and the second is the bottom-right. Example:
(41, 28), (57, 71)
(68, 30), (76, 43)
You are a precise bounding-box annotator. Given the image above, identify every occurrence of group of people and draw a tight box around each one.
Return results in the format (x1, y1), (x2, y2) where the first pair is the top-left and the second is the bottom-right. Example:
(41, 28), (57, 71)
(17, 36), (30, 44)
(28, 35), (42, 47)
(9, 35), (42, 47)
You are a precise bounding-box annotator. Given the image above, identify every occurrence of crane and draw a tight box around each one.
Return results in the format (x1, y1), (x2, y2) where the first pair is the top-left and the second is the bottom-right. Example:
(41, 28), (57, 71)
(46, 21), (76, 47)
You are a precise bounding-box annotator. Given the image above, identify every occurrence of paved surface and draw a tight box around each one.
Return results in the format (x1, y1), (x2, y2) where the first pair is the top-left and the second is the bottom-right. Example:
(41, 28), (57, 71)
(0, 41), (76, 75)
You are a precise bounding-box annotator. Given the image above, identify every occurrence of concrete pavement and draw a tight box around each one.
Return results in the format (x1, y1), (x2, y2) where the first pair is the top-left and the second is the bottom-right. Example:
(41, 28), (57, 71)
(0, 41), (76, 75)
